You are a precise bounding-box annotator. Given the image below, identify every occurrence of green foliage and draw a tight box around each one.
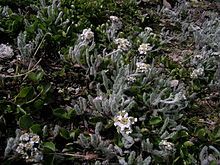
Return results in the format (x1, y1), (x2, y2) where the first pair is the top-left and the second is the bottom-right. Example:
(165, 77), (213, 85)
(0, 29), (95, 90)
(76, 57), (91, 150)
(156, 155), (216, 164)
(52, 108), (74, 119)
(149, 116), (162, 125)
(19, 114), (33, 130)
(30, 124), (42, 135)
(28, 71), (44, 82)
(43, 142), (56, 152)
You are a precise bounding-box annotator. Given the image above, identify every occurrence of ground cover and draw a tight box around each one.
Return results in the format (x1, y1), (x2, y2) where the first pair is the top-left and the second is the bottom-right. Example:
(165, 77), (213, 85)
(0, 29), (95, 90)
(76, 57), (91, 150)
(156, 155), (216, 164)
(0, 0), (219, 164)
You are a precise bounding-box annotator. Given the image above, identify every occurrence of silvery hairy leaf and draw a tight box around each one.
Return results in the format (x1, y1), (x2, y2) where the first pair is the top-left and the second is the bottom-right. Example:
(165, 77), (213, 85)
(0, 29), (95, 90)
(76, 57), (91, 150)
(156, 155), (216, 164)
(200, 146), (208, 162)
(79, 134), (89, 148)
(136, 154), (143, 165)
(143, 156), (151, 165)
(4, 138), (14, 158)
(128, 151), (136, 165)
(141, 138), (153, 151)
(114, 145), (123, 156)
(118, 156), (128, 165)
(95, 122), (102, 135)
(95, 161), (101, 165)
(102, 70), (109, 91)
(90, 134), (99, 148)
(122, 136), (134, 149)
(159, 117), (169, 134)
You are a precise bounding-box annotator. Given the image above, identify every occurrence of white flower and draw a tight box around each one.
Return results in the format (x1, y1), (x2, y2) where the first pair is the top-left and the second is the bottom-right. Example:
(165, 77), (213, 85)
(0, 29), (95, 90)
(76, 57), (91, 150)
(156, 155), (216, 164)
(194, 55), (203, 60)
(24, 142), (34, 150)
(22, 153), (30, 160)
(16, 143), (25, 154)
(138, 43), (152, 54)
(16, 132), (42, 162)
(80, 28), (94, 40)
(191, 67), (204, 78)
(136, 62), (151, 73)
(127, 75), (136, 83)
(110, 16), (119, 21)
(145, 27), (153, 32)
(115, 38), (129, 45)
(190, 72), (197, 79)
(0, 44), (14, 59)
(30, 135), (40, 144)
(57, 87), (64, 93)
(118, 44), (128, 51)
(114, 110), (137, 135)
(115, 38), (131, 51)
(197, 68), (204, 74)
(109, 16), (122, 30)
(20, 133), (30, 142)
(159, 140), (175, 152)
(170, 80), (179, 87)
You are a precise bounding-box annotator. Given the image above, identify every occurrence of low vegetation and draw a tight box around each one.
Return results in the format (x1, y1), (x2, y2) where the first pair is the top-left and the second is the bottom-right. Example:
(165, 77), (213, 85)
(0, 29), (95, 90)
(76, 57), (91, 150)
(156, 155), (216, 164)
(0, 0), (219, 164)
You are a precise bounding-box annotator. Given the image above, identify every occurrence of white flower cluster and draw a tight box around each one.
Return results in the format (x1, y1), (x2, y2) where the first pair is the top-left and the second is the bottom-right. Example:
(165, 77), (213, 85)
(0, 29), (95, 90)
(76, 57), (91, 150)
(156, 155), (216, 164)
(115, 38), (131, 51)
(194, 54), (203, 60)
(114, 110), (137, 135)
(136, 62), (151, 73)
(80, 28), (94, 41)
(145, 26), (153, 32)
(109, 15), (122, 28)
(138, 43), (152, 54)
(15, 132), (43, 163)
(110, 16), (119, 22)
(0, 44), (14, 60)
(126, 75), (137, 83)
(159, 140), (176, 153)
(191, 67), (204, 79)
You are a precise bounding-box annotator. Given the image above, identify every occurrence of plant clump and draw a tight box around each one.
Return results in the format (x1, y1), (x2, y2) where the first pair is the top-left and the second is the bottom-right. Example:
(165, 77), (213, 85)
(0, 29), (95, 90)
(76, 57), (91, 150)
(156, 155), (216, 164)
(0, 0), (220, 164)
